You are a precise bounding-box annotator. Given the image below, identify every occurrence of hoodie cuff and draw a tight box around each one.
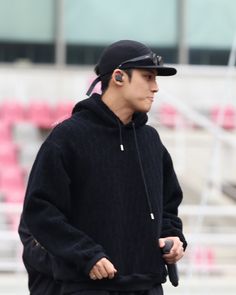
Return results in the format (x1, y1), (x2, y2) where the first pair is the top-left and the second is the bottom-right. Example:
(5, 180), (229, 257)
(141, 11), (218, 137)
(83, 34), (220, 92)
(84, 252), (109, 276)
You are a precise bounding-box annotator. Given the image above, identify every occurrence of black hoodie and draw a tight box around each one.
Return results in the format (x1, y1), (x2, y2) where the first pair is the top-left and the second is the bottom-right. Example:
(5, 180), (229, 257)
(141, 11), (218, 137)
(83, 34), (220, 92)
(21, 93), (186, 294)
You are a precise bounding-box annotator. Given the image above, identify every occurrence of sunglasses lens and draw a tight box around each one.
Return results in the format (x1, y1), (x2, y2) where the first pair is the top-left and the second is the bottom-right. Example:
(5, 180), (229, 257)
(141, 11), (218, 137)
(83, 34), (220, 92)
(152, 54), (157, 65)
(151, 54), (163, 66)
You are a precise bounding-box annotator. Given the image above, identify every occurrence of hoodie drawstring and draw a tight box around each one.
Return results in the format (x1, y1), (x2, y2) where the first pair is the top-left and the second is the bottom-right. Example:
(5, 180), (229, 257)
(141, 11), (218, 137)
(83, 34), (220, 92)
(116, 119), (154, 220)
(116, 119), (124, 151)
(132, 122), (155, 221)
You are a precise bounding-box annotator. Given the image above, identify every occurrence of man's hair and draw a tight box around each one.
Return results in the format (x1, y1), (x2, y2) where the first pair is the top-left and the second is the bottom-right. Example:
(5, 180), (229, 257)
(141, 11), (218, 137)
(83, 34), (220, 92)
(101, 69), (133, 94)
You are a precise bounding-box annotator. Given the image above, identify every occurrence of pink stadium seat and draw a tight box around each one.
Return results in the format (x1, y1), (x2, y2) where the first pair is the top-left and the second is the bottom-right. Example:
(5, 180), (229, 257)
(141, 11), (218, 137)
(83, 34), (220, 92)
(4, 187), (25, 203)
(27, 101), (54, 129)
(211, 105), (236, 130)
(0, 165), (25, 195)
(0, 141), (18, 166)
(0, 120), (12, 142)
(0, 163), (24, 177)
(0, 101), (25, 124)
(53, 101), (74, 125)
(158, 104), (180, 128)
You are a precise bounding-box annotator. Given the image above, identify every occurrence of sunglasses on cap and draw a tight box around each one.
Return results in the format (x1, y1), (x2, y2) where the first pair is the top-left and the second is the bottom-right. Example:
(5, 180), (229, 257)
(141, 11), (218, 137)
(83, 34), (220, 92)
(118, 53), (163, 69)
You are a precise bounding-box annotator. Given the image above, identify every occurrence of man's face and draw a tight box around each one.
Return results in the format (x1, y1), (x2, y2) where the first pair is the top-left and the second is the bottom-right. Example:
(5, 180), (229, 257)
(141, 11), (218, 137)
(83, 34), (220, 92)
(121, 69), (158, 113)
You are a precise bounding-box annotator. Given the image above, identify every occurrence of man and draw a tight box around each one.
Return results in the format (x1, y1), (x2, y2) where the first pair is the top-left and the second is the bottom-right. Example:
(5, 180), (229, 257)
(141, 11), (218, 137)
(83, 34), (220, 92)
(19, 40), (187, 295)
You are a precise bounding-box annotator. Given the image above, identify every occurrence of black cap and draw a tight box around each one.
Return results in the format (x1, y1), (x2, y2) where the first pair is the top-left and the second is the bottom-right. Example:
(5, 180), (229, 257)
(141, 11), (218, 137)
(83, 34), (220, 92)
(86, 40), (177, 96)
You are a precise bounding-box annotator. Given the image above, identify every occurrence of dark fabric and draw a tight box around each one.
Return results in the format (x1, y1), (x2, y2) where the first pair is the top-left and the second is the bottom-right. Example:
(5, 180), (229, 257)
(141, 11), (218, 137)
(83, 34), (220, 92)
(18, 218), (63, 294)
(69, 284), (163, 295)
(21, 93), (186, 293)
(27, 275), (62, 295)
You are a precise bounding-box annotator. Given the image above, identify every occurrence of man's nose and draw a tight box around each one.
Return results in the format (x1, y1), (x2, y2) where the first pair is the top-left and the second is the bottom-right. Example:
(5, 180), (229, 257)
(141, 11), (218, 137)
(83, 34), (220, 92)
(152, 80), (159, 93)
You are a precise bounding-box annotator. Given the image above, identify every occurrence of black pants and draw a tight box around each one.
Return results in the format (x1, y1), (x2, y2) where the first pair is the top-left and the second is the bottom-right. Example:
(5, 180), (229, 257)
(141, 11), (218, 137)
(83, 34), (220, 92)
(70, 285), (163, 295)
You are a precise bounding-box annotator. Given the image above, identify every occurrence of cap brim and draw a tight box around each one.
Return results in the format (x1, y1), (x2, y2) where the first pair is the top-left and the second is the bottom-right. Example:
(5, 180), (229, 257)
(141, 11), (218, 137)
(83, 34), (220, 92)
(131, 65), (177, 76)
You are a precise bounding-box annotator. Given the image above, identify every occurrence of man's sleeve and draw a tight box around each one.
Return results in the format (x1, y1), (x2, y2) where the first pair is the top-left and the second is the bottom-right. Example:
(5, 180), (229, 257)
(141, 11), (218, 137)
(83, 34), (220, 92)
(18, 216), (55, 276)
(161, 146), (187, 250)
(18, 216), (81, 281)
(22, 140), (108, 277)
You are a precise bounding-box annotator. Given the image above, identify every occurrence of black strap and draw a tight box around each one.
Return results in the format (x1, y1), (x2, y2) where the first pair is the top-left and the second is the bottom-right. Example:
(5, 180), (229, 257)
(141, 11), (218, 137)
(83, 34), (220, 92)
(86, 76), (101, 96)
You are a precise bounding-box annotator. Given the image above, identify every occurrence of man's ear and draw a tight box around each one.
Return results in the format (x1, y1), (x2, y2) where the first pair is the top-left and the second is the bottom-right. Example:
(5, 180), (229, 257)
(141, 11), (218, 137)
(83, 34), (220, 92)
(113, 70), (123, 83)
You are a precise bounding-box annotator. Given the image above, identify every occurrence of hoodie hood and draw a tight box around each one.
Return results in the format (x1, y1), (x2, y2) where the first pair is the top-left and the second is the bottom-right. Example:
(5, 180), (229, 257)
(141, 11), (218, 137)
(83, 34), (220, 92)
(72, 93), (148, 128)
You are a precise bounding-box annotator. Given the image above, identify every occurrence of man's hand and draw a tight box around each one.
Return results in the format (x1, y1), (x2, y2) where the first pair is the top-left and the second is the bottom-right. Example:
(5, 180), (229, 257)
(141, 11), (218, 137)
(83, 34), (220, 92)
(159, 236), (184, 264)
(89, 257), (117, 280)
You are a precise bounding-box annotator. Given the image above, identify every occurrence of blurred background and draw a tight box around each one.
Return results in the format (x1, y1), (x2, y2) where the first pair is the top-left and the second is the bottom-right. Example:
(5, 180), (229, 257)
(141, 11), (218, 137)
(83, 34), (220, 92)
(0, 0), (236, 294)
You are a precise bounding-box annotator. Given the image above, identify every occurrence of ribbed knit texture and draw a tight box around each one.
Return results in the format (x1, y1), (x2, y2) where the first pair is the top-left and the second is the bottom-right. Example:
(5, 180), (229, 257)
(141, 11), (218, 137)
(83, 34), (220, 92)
(22, 93), (186, 293)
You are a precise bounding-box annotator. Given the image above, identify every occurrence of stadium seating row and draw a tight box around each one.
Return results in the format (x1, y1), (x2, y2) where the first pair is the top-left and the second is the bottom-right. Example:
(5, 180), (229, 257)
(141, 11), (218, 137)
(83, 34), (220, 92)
(157, 104), (236, 130)
(0, 100), (75, 129)
(1, 101), (236, 130)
